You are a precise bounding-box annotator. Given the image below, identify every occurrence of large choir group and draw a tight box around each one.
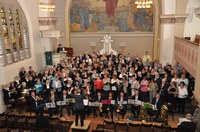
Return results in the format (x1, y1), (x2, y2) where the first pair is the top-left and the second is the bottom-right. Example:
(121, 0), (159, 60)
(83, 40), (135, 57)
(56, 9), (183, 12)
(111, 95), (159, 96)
(2, 51), (195, 122)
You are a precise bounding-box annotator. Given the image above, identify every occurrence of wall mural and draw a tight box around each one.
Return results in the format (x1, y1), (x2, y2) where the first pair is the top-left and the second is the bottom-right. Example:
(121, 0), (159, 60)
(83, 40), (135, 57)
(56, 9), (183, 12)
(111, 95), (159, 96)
(70, 0), (153, 32)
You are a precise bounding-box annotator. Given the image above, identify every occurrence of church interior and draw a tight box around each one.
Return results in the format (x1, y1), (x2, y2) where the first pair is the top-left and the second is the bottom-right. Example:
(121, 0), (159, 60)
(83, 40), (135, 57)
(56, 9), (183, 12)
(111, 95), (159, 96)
(0, 0), (200, 132)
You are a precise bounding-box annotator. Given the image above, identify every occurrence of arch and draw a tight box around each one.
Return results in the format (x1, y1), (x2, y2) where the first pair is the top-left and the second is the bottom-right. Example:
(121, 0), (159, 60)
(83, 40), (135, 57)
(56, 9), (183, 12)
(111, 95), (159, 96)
(17, 0), (35, 62)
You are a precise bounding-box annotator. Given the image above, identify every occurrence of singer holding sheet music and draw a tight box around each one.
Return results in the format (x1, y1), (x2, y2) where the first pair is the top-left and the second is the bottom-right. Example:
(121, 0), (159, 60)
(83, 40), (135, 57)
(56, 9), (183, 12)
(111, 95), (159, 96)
(177, 82), (188, 113)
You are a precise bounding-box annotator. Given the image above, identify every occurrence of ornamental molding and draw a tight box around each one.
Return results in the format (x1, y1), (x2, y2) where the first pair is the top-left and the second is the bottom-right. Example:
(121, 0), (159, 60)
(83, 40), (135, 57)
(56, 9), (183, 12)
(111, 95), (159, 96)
(160, 14), (188, 24)
(70, 32), (154, 38)
(38, 17), (58, 25)
(194, 7), (200, 18)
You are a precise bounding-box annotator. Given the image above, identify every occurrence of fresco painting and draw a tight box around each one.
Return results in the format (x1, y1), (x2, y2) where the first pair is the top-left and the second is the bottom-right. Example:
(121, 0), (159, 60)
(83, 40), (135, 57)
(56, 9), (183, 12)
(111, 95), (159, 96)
(70, 0), (153, 32)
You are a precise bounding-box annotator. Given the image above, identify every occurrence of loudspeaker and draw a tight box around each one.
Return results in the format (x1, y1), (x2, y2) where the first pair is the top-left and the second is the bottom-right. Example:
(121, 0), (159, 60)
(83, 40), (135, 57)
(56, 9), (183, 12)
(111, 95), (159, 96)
(184, 37), (191, 41)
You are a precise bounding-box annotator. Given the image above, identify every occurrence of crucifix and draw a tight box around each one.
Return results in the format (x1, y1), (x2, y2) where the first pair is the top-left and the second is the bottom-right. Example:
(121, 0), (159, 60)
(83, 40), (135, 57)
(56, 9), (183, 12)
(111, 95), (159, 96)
(100, 34), (117, 55)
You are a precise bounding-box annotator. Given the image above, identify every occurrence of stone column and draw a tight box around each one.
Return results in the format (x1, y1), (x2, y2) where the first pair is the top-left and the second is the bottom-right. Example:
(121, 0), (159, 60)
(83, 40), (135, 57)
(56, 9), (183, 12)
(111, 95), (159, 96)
(0, 87), (6, 114)
(159, 14), (187, 66)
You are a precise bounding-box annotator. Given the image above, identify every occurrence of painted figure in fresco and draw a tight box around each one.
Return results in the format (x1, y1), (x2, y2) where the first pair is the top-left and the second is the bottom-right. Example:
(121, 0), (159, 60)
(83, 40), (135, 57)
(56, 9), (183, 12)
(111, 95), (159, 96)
(117, 12), (128, 32)
(70, 0), (153, 32)
(103, 0), (118, 17)
(128, 0), (136, 30)
(134, 9), (147, 31)
(145, 8), (153, 32)
(70, 4), (80, 24)
(78, 1), (94, 30)
(78, 6), (90, 29)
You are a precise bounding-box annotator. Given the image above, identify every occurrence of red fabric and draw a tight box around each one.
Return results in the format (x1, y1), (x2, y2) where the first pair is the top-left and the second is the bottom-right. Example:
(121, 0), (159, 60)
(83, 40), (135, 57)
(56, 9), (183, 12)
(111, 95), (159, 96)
(94, 80), (103, 90)
(102, 100), (111, 105)
(104, 0), (118, 17)
(140, 81), (149, 92)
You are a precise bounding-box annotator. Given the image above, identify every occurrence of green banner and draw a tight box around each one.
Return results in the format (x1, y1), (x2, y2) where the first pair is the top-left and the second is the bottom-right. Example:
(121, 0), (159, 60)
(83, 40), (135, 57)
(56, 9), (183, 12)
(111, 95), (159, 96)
(45, 51), (53, 65)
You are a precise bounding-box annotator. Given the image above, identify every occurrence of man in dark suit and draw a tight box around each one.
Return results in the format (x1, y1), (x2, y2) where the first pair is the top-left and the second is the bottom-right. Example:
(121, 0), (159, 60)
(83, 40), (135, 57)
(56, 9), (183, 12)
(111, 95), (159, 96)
(69, 88), (87, 127)
(29, 91), (44, 116)
(57, 44), (64, 53)
(93, 92), (104, 117)
(178, 113), (196, 132)
(47, 90), (59, 117)
(117, 92), (127, 118)
(59, 90), (68, 117)
(147, 93), (164, 120)
(131, 90), (141, 118)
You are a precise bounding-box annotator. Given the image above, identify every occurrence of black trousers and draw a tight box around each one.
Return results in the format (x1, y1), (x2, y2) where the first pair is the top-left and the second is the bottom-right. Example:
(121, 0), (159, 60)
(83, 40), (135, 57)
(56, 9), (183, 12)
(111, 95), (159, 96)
(75, 109), (84, 126)
(67, 104), (74, 116)
(106, 106), (114, 121)
(140, 91), (149, 102)
(147, 108), (160, 119)
(49, 107), (59, 117)
(60, 106), (66, 117)
(34, 104), (44, 116)
(178, 97), (186, 113)
(131, 105), (140, 118)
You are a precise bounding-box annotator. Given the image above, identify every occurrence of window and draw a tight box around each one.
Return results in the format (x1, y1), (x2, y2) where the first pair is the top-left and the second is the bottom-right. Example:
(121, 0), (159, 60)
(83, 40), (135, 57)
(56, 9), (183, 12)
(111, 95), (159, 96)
(0, 7), (30, 66)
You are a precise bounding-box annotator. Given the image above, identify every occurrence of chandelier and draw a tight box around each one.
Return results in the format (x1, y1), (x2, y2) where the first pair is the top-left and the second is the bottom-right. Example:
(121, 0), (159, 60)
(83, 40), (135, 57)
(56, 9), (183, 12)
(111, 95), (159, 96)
(135, 0), (153, 9)
(39, 2), (55, 12)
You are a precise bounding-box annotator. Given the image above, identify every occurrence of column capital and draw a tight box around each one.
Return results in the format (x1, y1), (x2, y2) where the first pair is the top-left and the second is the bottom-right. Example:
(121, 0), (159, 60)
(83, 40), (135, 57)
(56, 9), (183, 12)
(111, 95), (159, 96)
(194, 7), (200, 18)
(38, 17), (58, 25)
(160, 14), (188, 23)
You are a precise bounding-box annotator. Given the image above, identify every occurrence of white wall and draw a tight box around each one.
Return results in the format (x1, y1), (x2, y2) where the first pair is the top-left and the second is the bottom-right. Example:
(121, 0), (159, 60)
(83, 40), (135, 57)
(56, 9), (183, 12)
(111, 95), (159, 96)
(184, 0), (200, 41)
(71, 33), (154, 56)
(174, 0), (188, 37)
(54, 0), (67, 46)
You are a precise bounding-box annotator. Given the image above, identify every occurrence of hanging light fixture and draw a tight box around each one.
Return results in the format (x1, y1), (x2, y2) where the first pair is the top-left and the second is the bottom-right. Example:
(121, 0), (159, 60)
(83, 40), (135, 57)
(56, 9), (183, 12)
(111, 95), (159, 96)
(39, 1), (55, 12)
(135, 0), (153, 9)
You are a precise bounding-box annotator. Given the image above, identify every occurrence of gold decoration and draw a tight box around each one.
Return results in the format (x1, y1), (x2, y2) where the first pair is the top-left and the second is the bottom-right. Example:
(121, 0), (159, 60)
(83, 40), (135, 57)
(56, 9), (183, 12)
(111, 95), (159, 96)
(160, 105), (168, 126)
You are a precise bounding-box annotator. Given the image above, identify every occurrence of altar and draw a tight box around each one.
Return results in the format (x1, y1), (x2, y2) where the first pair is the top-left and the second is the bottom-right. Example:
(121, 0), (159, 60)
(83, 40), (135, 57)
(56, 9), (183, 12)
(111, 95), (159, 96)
(100, 34), (117, 55)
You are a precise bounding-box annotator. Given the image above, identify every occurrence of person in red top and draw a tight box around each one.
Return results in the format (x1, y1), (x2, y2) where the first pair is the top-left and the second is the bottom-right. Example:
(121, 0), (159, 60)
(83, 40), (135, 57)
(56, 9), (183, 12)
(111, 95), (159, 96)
(94, 76), (103, 93)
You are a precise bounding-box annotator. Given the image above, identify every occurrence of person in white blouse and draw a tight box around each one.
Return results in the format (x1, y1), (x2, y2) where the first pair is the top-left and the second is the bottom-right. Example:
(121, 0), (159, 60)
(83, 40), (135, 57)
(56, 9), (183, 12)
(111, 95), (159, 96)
(177, 82), (188, 113)
(180, 74), (189, 88)
(171, 74), (180, 87)
(52, 77), (62, 96)
(130, 77), (140, 97)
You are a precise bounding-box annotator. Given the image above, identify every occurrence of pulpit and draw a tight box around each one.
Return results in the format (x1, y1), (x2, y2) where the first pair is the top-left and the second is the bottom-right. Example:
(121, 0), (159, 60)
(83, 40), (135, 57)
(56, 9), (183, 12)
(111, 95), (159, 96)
(66, 47), (73, 57)
(52, 53), (61, 65)
(100, 34), (117, 55)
